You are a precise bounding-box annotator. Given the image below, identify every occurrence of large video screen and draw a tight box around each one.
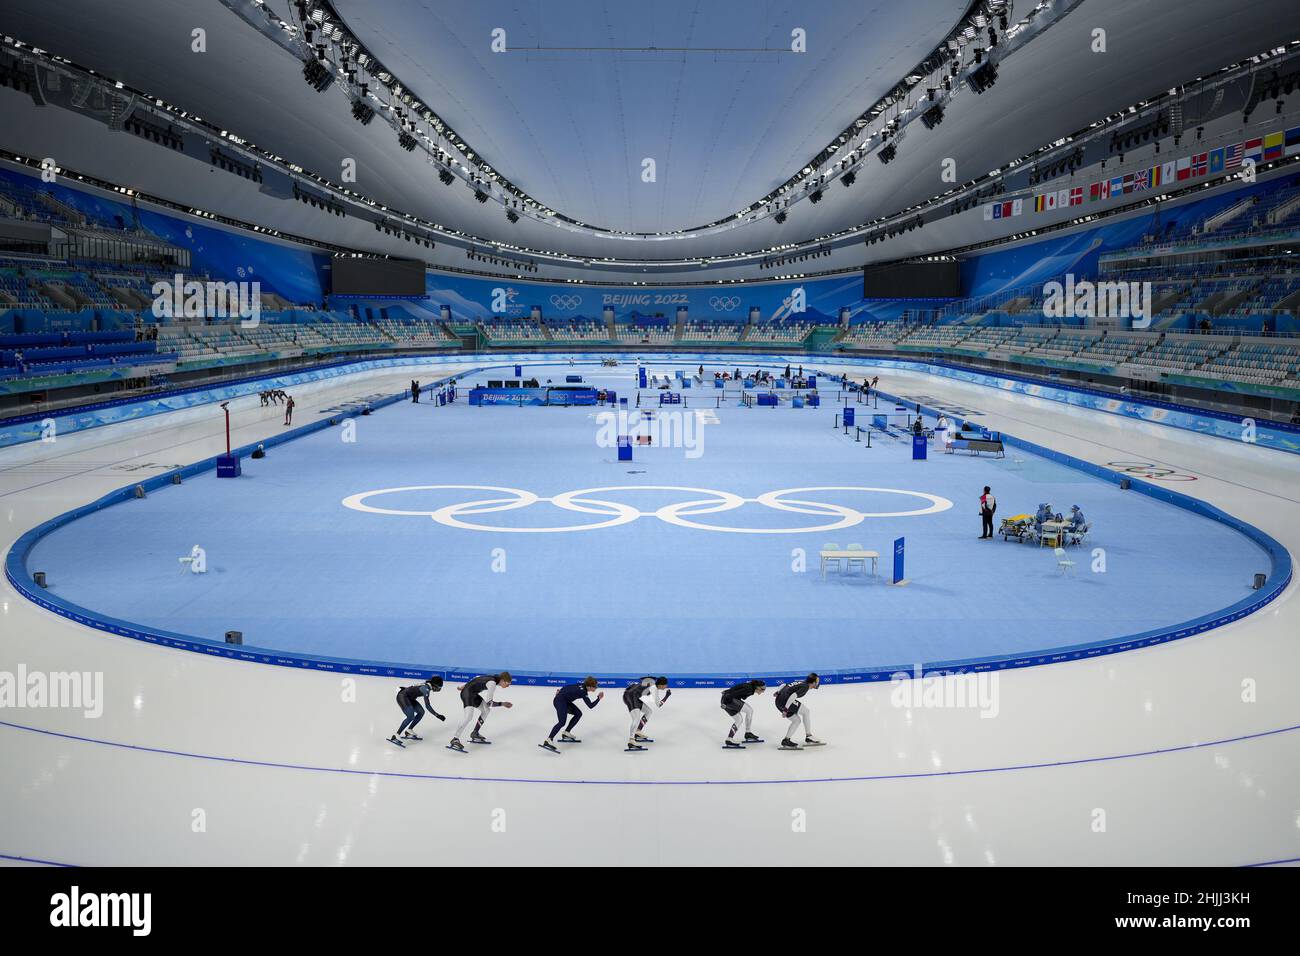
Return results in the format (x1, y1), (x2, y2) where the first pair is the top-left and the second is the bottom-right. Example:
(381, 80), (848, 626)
(330, 256), (427, 296)
(863, 259), (961, 298)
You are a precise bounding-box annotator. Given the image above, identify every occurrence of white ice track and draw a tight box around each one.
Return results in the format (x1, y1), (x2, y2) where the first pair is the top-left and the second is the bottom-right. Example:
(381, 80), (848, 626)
(2, 361), (1299, 867)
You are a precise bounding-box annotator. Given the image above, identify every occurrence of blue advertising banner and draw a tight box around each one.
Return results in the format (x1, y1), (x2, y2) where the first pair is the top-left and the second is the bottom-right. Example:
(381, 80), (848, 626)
(893, 537), (906, 584)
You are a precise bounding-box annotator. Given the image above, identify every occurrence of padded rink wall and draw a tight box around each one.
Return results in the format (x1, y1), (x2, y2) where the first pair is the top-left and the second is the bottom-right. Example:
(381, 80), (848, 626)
(3, 349), (1298, 454)
(3, 351), (1293, 686)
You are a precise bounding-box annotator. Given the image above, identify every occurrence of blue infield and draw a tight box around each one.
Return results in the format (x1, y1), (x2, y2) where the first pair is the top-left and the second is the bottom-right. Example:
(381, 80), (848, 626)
(25, 362), (1271, 677)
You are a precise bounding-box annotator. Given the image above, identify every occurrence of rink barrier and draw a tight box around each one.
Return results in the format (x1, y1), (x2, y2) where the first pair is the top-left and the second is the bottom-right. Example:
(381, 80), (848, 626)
(4, 357), (1293, 686)
(4, 348), (1299, 453)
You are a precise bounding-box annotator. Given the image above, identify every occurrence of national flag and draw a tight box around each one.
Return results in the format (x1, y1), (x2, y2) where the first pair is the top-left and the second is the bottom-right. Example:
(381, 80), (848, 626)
(1286, 126), (1300, 157)
(1161, 160), (1177, 184)
(1033, 194), (1045, 212)
(1109, 175), (1124, 195)
(1224, 142), (1244, 169)
(1044, 192), (1057, 211)
(1089, 182), (1101, 201)
(1057, 189), (1070, 209)
(1175, 157), (1191, 181)
(1132, 169), (1149, 192)
(1191, 152), (1208, 177)
(1243, 138), (1263, 164)
(1069, 187), (1083, 206)
(1208, 148), (1225, 174)
(1099, 179), (1111, 199)
(989, 203), (1001, 219)
(1001, 201), (1014, 218)
(1012, 198), (1023, 216)
(1263, 131), (1284, 161)
(1121, 173), (1134, 194)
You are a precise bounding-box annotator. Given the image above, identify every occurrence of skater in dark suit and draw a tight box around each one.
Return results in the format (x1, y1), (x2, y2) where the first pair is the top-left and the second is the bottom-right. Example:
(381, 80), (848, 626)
(449, 672), (512, 752)
(623, 676), (669, 751)
(540, 677), (603, 752)
(775, 674), (821, 749)
(388, 676), (445, 747)
(721, 679), (766, 748)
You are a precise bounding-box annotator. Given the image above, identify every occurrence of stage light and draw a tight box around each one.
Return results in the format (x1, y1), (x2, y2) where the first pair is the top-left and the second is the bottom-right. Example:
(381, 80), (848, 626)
(878, 144), (897, 165)
(475, 190), (488, 203)
(808, 189), (822, 204)
(506, 210), (519, 224)
(966, 60), (997, 94)
(302, 57), (333, 92)
(398, 131), (417, 151)
(774, 211), (787, 224)
(351, 98), (374, 126)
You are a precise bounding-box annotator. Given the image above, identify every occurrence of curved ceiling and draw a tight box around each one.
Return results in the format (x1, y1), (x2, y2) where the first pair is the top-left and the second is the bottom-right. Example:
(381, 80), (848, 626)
(2, 0), (1299, 266)
(334, 0), (970, 236)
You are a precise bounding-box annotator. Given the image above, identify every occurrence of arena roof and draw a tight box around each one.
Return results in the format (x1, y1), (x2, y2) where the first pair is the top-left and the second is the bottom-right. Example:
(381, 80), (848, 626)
(3, 0), (1300, 262)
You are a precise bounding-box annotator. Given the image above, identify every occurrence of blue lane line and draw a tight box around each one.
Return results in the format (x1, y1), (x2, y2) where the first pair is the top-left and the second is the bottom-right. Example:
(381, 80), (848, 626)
(3, 715), (1299, 787)
(0, 852), (76, 867)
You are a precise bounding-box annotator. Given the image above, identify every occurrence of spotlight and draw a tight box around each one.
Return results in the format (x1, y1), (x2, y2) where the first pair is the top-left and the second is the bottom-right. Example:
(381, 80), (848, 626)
(808, 189), (823, 204)
(921, 104), (944, 129)
(302, 57), (333, 92)
(841, 171), (856, 188)
(966, 60), (997, 94)
(506, 210), (519, 224)
(351, 98), (375, 126)
(398, 131), (417, 151)
(438, 169), (455, 185)
(774, 211), (787, 224)
(878, 144), (897, 165)
(474, 190), (488, 203)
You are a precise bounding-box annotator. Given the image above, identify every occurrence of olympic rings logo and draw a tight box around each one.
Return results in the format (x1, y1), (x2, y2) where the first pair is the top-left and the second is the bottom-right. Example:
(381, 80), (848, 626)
(341, 485), (953, 534)
(549, 294), (583, 310)
(708, 296), (742, 311)
(1107, 461), (1198, 482)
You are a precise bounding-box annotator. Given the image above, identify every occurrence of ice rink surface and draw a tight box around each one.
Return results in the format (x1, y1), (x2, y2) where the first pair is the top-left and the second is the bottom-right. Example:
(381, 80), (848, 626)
(2, 358), (1299, 866)
(20, 362), (1270, 675)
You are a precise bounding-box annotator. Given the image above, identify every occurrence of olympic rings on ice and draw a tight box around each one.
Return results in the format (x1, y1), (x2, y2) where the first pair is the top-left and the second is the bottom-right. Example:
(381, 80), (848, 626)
(341, 485), (953, 534)
(1107, 461), (1198, 482)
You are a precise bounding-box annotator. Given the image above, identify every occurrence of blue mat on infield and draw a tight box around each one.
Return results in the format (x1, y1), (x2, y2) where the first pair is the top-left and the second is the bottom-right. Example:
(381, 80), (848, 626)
(27, 363), (1268, 675)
